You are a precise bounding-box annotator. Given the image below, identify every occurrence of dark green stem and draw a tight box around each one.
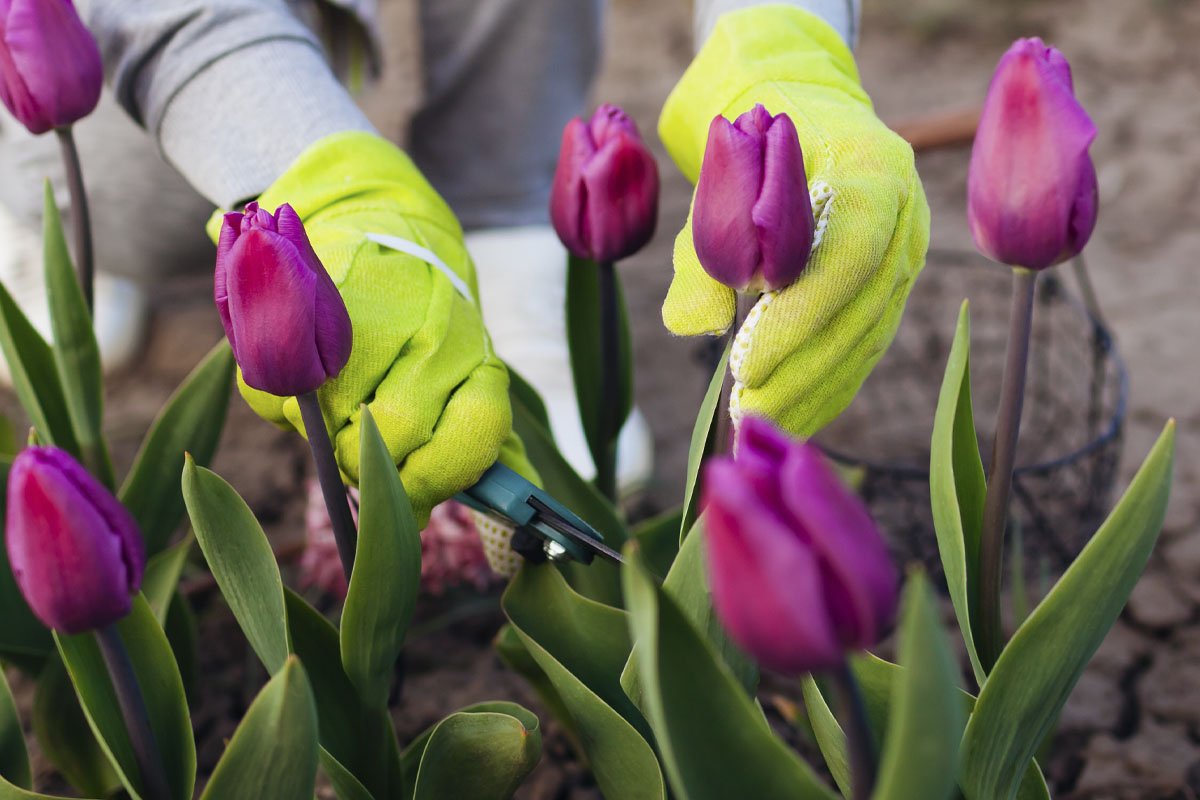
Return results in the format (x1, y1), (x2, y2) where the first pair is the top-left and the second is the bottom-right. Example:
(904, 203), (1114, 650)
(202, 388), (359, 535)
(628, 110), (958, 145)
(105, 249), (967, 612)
(978, 267), (1038, 671)
(94, 624), (171, 800)
(55, 127), (94, 312)
(714, 293), (756, 455)
(298, 390), (357, 580)
(828, 662), (876, 800)
(596, 261), (618, 500)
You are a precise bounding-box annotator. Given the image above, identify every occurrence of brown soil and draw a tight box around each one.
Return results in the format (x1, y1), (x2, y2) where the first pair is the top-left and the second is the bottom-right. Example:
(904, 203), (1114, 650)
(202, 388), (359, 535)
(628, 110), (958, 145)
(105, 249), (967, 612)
(6, 0), (1200, 797)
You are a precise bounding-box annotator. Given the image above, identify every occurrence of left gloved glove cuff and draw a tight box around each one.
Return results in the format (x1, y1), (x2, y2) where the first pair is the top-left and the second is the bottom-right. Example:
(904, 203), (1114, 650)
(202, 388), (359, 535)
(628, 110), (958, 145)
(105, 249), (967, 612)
(659, 4), (869, 182)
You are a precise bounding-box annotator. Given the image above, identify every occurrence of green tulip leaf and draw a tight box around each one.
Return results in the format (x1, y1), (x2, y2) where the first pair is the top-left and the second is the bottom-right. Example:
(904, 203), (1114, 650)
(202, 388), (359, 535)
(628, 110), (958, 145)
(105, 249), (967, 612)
(929, 300), (987, 684)
(121, 341), (234, 555)
(509, 387), (625, 605)
(200, 657), (319, 800)
(0, 666), (30, 790)
(680, 341), (730, 542)
(0, 283), (79, 458)
(285, 590), (404, 800)
(341, 406), (422, 709)
(0, 457), (54, 669)
(31, 657), (118, 797)
(141, 534), (193, 626)
(622, 516), (755, 711)
(182, 458), (290, 673)
(55, 595), (196, 800)
(41, 184), (112, 488)
(961, 421), (1175, 800)
(873, 572), (965, 800)
(566, 255), (634, 496)
(502, 564), (664, 799)
(621, 544), (835, 800)
(403, 702), (540, 800)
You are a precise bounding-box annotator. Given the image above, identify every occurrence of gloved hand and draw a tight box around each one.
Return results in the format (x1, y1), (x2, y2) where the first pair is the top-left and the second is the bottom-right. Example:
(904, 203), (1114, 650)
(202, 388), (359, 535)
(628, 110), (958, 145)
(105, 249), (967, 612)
(208, 132), (537, 528)
(661, 5), (930, 435)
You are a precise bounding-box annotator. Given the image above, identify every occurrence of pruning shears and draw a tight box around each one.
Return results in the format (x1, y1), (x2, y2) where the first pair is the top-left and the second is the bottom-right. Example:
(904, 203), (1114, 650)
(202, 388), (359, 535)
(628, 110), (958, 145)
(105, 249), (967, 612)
(457, 463), (626, 567)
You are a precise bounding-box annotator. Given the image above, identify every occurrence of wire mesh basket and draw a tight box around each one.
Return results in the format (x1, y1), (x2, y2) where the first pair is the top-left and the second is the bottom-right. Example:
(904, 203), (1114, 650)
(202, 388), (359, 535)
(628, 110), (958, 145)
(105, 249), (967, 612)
(816, 249), (1127, 578)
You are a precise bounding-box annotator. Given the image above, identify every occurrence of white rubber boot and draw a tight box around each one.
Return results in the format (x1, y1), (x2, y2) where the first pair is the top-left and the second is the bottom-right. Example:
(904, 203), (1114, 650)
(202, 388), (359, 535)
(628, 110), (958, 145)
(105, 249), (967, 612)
(466, 225), (654, 492)
(0, 205), (148, 384)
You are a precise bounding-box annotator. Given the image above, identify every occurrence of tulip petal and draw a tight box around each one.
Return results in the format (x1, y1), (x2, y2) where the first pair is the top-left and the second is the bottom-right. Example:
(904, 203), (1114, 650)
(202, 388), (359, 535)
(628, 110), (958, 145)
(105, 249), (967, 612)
(968, 39), (1097, 269)
(780, 445), (898, 648)
(226, 231), (327, 396)
(693, 115), (764, 291)
(754, 113), (813, 290)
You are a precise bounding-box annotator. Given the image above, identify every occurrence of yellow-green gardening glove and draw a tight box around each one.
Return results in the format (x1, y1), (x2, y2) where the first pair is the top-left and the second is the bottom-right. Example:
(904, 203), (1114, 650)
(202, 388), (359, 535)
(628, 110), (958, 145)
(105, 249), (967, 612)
(661, 4), (930, 436)
(208, 132), (536, 533)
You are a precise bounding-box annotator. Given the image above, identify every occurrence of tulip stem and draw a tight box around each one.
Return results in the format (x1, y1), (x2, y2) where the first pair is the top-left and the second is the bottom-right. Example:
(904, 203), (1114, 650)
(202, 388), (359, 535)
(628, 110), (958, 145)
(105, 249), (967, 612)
(829, 661), (876, 800)
(714, 293), (756, 455)
(94, 624), (171, 800)
(597, 261), (619, 501)
(978, 267), (1038, 672)
(55, 126), (94, 312)
(298, 391), (357, 580)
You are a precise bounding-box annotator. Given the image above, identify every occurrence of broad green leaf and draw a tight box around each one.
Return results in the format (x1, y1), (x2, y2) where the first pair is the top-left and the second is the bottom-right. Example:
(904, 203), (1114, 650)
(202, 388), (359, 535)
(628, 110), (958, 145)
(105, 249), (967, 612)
(41, 185), (112, 488)
(55, 595), (196, 800)
(961, 421), (1175, 800)
(622, 545), (835, 800)
(502, 565), (664, 799)
(0, 458), (53, 668)
(622, 517), (755, 709)
(873, 573), (965, 800)
(0, 667), (30, 789)
(200, 657), (319, 800)
(142, 534), (193, 625)
(31, 658), (118, 796)
(510, 387), (625, 605)
(405, 702), (540, 800)
(285, 590), (404, 800)
(680, 342), (730, 542)
(182, 458), (289, 673)
(341, 406), (421, 708)
(630, 506), (682, 580)
(0, 282), (79, 456)
(121, 342), (234, 555)
(566, 255), (634, 497)
(929, 301), (987, 684)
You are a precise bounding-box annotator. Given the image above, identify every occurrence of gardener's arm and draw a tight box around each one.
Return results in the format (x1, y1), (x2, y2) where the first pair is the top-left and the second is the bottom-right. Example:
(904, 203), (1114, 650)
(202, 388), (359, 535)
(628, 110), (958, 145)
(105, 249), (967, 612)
(87, 0), (373, 208)
(695, 0), (861, 46)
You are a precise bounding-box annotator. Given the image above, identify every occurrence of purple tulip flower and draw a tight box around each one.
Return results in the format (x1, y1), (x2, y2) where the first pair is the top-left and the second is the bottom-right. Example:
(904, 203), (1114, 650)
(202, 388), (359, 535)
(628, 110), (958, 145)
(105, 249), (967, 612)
(968, 38), (1098, 270)
(0, 0), (102, 134)
(692, 105), (814, 293)
(702, 418), (897, 674)
(5, 446), (144, 634)
(215, 202), (352, 397)
(550, 103), (660, 263)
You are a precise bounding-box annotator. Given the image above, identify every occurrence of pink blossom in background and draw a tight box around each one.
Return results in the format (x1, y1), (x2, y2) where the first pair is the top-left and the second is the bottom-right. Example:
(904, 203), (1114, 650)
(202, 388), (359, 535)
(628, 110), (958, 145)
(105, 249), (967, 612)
(300, 482), (496, 599)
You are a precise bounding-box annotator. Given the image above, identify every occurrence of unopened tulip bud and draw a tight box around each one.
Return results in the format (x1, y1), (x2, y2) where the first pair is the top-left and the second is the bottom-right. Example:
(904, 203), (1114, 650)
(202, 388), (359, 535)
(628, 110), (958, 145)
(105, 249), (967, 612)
(702, 417), (897, 674)
(692, 105), (814, 293)
(215, 202), (352, 397)
(0, 0), (102, 134)
(968, 38), (1098, 270)
(550, 103), (660, 263)
(5, 446), (144, 634)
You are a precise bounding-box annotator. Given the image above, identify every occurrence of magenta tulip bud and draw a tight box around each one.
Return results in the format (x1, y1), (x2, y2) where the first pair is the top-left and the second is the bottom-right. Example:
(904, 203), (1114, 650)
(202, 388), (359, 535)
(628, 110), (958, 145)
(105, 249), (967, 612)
(701, 418), (897, 674)
(550, 103), (660, 263)
(692, 105), (814, 293)
(215, 202), (352, 397)
(968, 38), (1098, 270)
(5, 446), (144, 634)
(0, 0), (103, 135)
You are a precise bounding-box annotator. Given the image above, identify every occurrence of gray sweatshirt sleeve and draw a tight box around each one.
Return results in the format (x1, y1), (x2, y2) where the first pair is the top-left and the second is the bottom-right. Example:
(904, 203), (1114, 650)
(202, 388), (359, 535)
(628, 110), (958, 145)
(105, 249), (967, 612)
(694, 0), (861, 49)
(88, 0), (374, 208)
